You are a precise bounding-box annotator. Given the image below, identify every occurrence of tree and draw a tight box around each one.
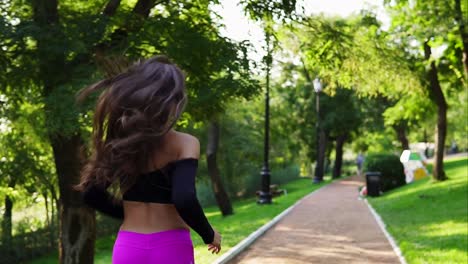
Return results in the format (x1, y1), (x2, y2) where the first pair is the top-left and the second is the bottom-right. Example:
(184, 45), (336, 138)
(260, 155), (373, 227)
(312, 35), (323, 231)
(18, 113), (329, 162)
(319, 89), (362, 178)
(384, 0), (467, 180)
(95, 1), (261, 217)
(278, 15), (357, 179)
(383, 92), (436, 151)
(454, 0), (468, 78)
(1, 1), (263, 261)
(0, 97), (56, 256)
(273, 58), (363, 179)
(276, 12), (437, 179)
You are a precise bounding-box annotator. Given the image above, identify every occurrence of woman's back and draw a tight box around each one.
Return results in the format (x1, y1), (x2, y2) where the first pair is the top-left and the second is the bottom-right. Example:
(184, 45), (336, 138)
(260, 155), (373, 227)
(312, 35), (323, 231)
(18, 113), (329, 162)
(120, 130), (196, 234)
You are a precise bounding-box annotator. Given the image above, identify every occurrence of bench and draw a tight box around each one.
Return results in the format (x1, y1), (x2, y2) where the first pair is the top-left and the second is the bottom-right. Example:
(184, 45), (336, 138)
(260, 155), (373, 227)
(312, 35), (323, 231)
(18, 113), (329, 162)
(256, 184), (287, 198)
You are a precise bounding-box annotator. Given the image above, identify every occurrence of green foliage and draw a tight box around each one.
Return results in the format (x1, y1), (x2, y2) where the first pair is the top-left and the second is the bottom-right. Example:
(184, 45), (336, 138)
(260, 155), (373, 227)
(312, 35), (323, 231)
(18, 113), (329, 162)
(271, 56), (365, 164)
(320, 88), (362, 138)
(281, 14), (422, 97)
(118, 0), (261, 120)
(193, 96), (302, 205)
(0, 1), (263, 262)
(276, 13), (430, 162)
(383, 92), (435, 127)
(352, 129), (398, 154)
(0, 98), (56, 204)
(178, 88), (304, 208)
(384, 0), (466, 99)
(384, 0), (466, 179)
(240, 0), (297, 21)
(271, 66), (317, 160)
(369, 157), (468, 263)
(196, 164), (300, 208)
(195, 179), (217, 207)
(446, 87), (468, 151)
(1, 0), (262, 134)
(364, 153), (406, 192)
(2, 0), (465, 262)
(271, 164), (300, 185)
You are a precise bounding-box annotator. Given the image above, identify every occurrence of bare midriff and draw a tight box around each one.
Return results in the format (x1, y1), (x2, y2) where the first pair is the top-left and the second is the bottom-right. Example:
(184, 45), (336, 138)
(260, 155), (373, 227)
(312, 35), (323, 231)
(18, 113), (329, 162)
(120, 201), (190, 233)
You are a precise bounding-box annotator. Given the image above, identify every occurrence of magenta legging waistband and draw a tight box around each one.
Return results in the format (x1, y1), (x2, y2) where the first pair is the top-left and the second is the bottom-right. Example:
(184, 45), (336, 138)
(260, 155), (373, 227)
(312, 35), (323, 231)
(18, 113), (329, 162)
(112, 229), (195, 264)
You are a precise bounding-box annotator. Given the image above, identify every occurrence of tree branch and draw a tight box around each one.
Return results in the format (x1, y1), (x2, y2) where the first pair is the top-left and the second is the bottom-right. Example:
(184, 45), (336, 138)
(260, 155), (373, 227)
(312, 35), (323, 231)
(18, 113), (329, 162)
(454, 0), (468, 79)
(133, 0), (158, 17)
(31, 0), (59, 25)
(103, 0), (121, 16)
(300, 56), (312, 83)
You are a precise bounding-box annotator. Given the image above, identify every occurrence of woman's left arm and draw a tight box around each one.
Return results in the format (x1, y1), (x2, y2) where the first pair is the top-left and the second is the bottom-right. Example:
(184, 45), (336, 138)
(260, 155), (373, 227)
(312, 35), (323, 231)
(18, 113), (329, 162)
(171, 158), (215, 244)
(82, 182), (124, 220)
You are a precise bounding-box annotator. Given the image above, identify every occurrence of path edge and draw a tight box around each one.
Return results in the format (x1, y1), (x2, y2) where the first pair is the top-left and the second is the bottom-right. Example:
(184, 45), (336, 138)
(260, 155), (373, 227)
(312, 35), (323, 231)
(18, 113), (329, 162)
(364, 199), (408, 264)
(212, 183), (327, 264)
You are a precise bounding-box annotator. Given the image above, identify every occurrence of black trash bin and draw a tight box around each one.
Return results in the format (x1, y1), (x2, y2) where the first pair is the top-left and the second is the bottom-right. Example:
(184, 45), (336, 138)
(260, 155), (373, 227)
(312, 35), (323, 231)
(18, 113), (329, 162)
(366, 172), (381, 197)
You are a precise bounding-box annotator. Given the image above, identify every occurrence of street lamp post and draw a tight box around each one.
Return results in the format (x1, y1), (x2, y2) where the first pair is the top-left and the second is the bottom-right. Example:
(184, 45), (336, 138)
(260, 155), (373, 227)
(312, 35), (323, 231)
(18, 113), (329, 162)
(257, 32), (273, 205)
(312, 78), (323, 184)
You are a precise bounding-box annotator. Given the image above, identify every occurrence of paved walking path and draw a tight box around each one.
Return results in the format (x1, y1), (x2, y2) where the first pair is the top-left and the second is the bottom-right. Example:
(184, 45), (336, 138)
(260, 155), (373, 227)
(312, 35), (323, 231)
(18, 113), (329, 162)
(228, 176), (401, 264)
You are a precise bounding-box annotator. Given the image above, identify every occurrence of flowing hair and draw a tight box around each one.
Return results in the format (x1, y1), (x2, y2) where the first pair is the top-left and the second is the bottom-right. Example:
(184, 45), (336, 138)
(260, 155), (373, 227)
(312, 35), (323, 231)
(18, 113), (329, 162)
(75, 55), (187, 193)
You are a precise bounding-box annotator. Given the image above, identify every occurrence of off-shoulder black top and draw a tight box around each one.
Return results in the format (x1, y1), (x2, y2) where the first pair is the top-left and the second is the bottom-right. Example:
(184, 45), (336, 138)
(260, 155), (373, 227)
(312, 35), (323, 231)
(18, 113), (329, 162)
(81, 158), (215, 244)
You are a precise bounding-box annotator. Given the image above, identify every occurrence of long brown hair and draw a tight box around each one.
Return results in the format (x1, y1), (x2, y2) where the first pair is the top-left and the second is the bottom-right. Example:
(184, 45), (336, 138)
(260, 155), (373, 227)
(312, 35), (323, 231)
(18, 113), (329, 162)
(75, 55), (187, 193)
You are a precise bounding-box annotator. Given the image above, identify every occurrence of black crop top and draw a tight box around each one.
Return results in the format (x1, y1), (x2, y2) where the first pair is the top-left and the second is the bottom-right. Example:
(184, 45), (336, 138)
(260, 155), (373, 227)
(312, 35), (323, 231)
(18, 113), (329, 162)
(81, 158), (215, 244)
(122, 159), (176, 203)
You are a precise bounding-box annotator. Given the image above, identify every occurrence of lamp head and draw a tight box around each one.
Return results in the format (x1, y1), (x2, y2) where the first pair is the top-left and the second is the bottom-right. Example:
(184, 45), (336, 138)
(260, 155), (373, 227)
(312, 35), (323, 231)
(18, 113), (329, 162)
(313, 78), (322, 93)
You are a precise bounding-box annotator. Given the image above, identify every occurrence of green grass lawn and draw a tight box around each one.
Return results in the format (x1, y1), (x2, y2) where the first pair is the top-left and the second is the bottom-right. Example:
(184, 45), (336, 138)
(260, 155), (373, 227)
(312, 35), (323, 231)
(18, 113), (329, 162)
(368, 157), (468, 264)
(30, 176), (330, 264)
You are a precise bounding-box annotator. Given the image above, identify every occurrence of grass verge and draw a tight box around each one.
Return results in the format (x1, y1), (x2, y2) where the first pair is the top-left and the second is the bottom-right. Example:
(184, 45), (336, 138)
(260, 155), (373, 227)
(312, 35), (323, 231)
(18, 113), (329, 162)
(30, 176), (331, 264)
(368, 157), (468, 264)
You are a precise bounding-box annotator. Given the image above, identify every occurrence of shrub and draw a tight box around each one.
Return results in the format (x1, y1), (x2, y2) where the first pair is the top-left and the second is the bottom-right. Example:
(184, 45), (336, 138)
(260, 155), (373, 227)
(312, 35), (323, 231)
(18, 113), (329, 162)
(341, 160), (356, 176)
(196, 180), (217, 207)
(364, 153), (405, 192)
(271, 164), (300, 185)
(196, 164), (300, 206)
(244, 164), (300, 197)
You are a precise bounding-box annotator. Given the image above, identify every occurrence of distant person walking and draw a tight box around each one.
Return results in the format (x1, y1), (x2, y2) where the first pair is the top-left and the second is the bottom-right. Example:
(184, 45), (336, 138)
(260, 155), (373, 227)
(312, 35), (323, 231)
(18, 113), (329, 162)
(356, 153), (365, 176)
(75, 56), (221, 264)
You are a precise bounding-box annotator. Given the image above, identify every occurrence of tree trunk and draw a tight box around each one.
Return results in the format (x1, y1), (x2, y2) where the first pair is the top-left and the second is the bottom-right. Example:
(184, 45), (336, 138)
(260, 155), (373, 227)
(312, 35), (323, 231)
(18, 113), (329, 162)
(32, 0), (97, 261)
(325, 136), (333, 174)
(133, 0), (158, 17)
(206, 120), (233, 216)
(1, 178), (16, 251)
(103, 0), (121, 16)
(314, 129), (327, 181)
(423, 129), (429, 157)
(333, 134), (346, 179)
(43, 192), (56, 248)
(455, 0), (468, 79)
(53, 196), (60, 247)
(393, 123), (410, 150)
(434, 106), (448, 180)
(424, 41), (448, 181)
(1, 196), (13, 249)
(44, 192), (50, 227)
(50, 134), (96, 264)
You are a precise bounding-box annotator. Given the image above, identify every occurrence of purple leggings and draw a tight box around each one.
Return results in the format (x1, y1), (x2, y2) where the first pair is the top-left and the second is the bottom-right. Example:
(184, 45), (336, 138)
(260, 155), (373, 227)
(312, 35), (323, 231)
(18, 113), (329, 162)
(112, 229), (195, 264)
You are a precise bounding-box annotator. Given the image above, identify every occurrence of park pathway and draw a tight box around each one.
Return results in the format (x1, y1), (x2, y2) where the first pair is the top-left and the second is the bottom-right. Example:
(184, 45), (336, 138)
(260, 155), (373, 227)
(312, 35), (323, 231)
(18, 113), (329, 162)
(228, 176), (401, 264)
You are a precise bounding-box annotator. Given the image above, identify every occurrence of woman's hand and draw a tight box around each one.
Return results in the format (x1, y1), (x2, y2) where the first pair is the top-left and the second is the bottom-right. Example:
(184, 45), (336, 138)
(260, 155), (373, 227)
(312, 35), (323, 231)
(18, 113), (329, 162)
(208, 229), (222, 254)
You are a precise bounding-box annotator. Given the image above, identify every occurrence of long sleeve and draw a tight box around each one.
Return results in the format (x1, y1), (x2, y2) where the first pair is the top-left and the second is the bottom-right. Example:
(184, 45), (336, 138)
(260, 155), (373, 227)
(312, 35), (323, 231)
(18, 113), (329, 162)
(171, 158), (215, 244)
(82, 182), (124, 220)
